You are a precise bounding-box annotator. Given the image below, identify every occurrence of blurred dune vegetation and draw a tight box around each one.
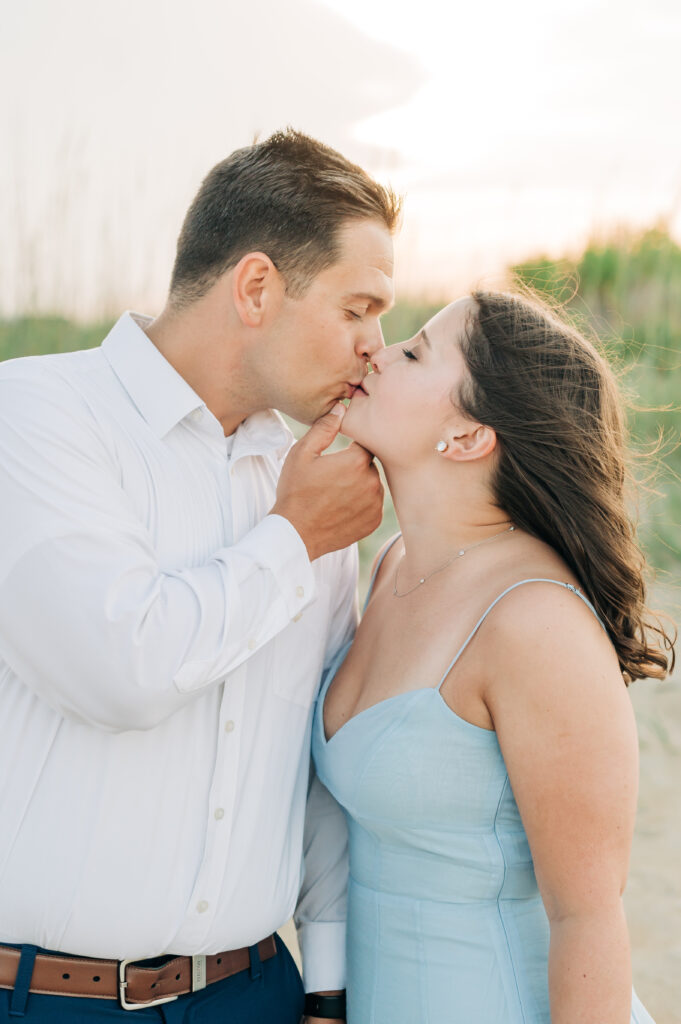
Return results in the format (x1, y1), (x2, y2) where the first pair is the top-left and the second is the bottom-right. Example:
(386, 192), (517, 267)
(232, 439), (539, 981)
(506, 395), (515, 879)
(2, 225), (680, 587)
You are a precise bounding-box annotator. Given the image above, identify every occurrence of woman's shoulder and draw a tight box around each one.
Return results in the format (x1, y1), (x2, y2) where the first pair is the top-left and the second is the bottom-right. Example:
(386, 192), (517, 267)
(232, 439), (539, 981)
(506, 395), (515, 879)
(483, 575), (609, 652)
(471, 533), (607, 651)
(480, 575), (624, 707)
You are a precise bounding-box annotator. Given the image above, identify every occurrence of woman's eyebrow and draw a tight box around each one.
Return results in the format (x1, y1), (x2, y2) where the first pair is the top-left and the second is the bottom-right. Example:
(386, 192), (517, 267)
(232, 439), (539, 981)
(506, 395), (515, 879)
(419, 329), (432, 349)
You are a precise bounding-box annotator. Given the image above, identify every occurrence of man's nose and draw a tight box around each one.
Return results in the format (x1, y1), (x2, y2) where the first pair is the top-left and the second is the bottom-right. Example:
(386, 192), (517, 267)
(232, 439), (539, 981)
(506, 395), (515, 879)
(358, 319), (386, 361)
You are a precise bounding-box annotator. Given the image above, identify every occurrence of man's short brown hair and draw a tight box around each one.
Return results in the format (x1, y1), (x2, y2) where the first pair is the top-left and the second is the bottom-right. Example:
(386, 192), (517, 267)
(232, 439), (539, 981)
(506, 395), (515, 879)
(169, 128), (401, 307)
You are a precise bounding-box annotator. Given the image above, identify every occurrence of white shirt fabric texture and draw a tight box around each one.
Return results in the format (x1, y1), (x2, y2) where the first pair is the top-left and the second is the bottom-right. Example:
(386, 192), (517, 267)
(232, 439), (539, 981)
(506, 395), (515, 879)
(0, 312), (356, 992)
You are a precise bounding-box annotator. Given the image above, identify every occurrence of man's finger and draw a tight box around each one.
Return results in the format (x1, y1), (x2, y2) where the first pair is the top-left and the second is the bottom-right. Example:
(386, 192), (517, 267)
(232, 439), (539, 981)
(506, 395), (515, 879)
(300, 402), (346, 457)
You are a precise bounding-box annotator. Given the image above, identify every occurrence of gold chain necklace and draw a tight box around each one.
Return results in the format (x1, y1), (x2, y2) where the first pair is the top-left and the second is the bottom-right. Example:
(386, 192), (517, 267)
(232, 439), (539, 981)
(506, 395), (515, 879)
(392, 524), (516, 598)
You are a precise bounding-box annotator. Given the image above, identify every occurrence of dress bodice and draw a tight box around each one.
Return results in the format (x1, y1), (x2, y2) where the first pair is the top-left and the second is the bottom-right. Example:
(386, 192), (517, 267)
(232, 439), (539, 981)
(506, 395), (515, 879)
(315, 662), (535, 905)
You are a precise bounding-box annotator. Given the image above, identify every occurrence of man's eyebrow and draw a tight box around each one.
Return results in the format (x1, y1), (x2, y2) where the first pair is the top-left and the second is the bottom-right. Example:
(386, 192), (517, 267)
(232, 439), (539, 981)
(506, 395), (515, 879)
(341, 291), (393, 311)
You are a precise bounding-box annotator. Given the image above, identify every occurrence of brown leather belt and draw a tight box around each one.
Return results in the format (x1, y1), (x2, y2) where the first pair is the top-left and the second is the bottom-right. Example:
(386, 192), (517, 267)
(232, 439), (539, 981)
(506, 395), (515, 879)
(0, 936), (277, 1010)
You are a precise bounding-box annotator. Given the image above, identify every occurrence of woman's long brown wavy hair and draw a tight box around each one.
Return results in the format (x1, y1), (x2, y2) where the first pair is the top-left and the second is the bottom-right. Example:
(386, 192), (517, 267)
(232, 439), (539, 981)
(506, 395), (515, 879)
(458, 289), (675, 683)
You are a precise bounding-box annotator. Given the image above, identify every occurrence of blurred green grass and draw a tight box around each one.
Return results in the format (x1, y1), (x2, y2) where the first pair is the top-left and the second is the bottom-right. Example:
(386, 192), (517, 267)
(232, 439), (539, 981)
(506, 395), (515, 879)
(2, 225), (679, 592)
(0, 316), (114, 362)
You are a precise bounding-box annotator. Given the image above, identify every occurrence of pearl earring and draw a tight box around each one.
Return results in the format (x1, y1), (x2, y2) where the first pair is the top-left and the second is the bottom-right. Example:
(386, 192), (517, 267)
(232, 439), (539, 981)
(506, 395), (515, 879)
(435, 441), (448, 453)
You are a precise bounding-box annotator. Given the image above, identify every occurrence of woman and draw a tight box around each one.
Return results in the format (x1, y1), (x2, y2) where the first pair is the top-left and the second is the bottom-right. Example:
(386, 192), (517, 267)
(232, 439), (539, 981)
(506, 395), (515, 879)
(312, 291), (674, 1023)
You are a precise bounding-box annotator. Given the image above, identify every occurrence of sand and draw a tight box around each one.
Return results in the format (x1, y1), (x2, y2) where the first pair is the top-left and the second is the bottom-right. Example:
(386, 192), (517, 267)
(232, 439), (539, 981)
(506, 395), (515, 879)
(625, 674), (680, 1022)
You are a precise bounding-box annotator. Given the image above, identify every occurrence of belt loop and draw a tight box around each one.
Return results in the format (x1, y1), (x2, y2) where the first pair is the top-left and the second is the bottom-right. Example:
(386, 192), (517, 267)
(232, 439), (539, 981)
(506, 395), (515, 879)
(9, 945), (38, 1018)
(248, 942), (263, 983)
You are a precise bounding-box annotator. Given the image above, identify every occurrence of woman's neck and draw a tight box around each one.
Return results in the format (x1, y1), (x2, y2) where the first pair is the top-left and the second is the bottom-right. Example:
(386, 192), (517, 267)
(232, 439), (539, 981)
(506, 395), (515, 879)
(383, 461), (512, 578)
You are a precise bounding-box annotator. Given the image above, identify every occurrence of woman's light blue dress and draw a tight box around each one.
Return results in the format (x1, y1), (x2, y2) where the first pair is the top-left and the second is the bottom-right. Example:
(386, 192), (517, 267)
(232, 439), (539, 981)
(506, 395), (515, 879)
(312, 540), (655, 1023)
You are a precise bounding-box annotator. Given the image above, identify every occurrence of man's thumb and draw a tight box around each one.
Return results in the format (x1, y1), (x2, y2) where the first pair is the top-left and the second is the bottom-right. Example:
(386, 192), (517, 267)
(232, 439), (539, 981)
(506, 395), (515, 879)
(304, 402), (346, 455)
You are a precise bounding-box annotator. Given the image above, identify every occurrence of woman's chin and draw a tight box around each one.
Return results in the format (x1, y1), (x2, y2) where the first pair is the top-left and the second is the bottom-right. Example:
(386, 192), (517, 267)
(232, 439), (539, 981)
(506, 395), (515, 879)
(339, 405), (364, 442)
(339, 402), (356, 433)
(342, 400), (382, 450)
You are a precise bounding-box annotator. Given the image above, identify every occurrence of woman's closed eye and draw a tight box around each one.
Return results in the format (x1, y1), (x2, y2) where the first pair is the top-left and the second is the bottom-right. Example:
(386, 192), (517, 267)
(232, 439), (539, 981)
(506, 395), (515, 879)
(402, 347), (418, 361)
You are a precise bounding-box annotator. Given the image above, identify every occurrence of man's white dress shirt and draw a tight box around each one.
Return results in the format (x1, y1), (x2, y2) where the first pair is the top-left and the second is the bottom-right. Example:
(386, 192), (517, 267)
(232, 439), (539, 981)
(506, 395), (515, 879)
(0, 313), (356, 991)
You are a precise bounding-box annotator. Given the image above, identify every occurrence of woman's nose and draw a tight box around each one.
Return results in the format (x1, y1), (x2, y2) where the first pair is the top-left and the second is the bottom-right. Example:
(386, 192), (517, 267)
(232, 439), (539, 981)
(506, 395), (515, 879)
(369, 347), (389, 373)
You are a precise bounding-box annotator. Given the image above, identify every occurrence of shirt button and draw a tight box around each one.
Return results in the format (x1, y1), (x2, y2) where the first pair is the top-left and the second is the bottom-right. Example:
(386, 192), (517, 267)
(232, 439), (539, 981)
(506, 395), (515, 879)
(224, 720), (235, 733)
(196, 900), (209, 914)
(296, 585), (305, 598)
(293, 612), (303, 622)
(247, 638), (257, 651)
(190, 408), (203, 422)
(214, 808), (225, 820)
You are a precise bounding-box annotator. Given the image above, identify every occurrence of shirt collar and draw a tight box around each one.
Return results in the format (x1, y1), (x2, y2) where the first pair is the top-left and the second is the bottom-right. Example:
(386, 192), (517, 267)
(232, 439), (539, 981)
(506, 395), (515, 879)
(231, 408), (293, 462)
(102, 312), (293, 457)
(102, 312), (203, 438)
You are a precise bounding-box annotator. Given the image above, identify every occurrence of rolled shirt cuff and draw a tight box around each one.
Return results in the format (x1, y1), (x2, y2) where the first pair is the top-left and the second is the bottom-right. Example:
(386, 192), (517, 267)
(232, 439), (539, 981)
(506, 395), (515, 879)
(297, 920), (346, 993)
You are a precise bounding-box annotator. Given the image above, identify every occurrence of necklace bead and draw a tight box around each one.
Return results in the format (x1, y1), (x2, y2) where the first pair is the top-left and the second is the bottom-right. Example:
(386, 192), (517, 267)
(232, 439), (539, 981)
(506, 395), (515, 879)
(393, 524), (516, 598)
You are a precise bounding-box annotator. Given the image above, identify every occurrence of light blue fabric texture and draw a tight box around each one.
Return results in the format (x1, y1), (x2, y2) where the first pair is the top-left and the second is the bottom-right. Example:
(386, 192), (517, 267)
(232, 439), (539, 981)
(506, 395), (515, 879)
(312, 540), (655, 1023)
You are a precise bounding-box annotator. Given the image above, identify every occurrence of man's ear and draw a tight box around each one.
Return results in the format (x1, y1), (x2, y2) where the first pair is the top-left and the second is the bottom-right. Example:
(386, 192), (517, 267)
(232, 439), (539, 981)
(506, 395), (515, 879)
(443, 423), (497, 462)
(231, 252), (281, 327)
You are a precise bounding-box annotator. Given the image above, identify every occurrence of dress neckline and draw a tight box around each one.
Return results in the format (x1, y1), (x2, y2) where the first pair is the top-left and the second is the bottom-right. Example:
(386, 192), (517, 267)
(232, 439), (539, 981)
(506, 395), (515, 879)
(318, 642), (497, 747)
(319, 563), (604, 747)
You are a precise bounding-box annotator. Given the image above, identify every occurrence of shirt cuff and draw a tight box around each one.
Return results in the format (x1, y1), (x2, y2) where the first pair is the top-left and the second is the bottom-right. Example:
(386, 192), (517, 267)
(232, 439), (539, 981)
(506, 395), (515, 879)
(234, 513), (316, 619)
(297, 920), (346, 993)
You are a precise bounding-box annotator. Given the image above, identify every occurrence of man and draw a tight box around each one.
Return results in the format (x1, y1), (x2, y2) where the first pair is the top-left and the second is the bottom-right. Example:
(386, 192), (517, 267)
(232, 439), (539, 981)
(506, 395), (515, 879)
(0, 129), (398, 1022)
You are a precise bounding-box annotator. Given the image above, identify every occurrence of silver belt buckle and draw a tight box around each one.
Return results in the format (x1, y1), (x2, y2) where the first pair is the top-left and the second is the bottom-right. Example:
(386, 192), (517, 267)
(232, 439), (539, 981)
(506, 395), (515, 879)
(118, 959), (180, 1011)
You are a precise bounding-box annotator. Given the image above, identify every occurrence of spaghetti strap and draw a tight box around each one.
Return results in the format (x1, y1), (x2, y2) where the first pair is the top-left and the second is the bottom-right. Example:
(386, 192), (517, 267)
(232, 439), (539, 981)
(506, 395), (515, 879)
(436, 577), (607, 691)
(362, 535), (402, 613)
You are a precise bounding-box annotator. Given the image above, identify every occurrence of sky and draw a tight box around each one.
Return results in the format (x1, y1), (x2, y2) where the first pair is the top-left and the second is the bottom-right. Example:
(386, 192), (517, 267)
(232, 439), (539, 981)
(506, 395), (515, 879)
(2, 0), (681, 317)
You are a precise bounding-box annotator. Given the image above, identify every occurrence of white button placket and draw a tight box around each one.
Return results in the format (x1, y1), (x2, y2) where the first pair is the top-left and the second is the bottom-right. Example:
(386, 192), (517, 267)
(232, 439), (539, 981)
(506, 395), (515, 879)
(181, 666), (246, 946)
(177, 453), (250, 946)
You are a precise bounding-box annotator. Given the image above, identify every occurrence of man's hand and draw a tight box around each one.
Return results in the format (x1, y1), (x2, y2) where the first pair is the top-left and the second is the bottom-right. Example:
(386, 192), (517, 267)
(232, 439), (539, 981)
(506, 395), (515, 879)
(271, 403), (384, 561)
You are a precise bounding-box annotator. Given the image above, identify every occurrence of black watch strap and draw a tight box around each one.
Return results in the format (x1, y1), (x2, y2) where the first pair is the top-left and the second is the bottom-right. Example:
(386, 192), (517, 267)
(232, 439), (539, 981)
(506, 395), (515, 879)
(304, 992), (347, 1018)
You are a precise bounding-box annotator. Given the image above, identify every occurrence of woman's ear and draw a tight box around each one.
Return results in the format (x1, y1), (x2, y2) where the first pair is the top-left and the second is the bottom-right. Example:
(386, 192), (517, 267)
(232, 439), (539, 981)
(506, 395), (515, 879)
(442, 423), (497, 462)
(231, 252), (281, 327)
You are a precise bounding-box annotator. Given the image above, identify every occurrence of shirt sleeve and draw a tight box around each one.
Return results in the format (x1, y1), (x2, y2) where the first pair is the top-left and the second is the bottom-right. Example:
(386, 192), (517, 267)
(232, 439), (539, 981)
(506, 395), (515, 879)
(294, 767), (349, 993)
(0, 368), (316, 732)
(293, 542), (358, 992)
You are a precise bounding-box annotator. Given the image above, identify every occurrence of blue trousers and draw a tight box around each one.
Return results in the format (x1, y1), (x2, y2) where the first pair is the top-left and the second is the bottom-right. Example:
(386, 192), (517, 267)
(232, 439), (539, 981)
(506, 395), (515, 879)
(0, 936), (304, 1023)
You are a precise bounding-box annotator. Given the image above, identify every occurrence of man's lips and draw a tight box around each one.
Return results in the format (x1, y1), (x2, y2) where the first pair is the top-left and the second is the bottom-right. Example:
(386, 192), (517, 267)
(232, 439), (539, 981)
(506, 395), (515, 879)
(347, 379), (369, 398)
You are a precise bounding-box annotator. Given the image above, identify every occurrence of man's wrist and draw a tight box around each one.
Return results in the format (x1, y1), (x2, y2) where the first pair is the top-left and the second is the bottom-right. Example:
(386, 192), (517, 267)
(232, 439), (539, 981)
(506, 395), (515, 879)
(303, 991), (346, 1019)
